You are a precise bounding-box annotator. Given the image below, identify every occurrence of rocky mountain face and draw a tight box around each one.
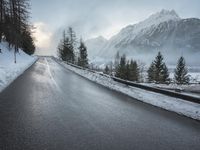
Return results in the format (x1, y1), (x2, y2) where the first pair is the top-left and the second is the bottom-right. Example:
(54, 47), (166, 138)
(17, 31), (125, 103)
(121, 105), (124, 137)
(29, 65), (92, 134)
(86, 10), (200, 65)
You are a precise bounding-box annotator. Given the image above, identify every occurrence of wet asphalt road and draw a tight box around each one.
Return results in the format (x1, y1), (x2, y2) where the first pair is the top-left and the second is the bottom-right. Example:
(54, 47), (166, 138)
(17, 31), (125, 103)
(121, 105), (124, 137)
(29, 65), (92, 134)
(0, 57), (200, 150)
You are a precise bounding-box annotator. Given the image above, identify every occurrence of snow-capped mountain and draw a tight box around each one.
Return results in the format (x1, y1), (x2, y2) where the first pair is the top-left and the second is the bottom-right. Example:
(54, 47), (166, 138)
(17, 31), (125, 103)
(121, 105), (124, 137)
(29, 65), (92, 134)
(86, 9), (200, 65)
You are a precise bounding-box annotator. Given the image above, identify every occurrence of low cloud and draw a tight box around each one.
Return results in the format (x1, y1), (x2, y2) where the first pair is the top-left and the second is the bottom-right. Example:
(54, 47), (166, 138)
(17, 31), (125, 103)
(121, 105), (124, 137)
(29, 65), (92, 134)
(32, 22), (53, 55)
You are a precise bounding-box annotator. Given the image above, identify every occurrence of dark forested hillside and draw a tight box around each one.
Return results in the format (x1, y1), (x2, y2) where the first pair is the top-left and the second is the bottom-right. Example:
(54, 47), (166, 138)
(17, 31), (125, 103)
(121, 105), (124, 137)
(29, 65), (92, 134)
(0, 0), (35, 57)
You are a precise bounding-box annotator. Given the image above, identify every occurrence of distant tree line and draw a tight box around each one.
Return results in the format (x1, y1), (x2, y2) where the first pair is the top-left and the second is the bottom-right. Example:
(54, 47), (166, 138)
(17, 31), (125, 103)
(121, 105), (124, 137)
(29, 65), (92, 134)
(114, 54), (139, 82)
(57, 27), (88, 68)
(104, 52), (140, 82)
(0, 0), (35, 61)
(104, 51), (190, 85)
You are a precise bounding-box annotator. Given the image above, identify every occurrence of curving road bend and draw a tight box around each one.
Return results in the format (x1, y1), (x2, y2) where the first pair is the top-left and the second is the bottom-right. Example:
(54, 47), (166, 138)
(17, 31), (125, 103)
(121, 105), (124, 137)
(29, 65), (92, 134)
(0, 57), (200, 150)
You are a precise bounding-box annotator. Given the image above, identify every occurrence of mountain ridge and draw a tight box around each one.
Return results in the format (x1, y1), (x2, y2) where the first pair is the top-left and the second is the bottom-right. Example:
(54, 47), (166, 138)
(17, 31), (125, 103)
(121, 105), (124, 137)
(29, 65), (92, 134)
(86, 9), (200, 65)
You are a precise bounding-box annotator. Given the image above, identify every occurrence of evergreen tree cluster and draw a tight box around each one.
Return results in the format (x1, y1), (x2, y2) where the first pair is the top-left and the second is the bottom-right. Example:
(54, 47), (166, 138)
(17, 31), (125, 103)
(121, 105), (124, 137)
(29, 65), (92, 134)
(115, 54), (139, 82)
(0, 0), (35, 57)
(78, 39), (88, 68)
(148, 52), (190, 84)
(58, 30), (75, 63)
(58, 27), (88, 68)
(112, 51), (189, 85)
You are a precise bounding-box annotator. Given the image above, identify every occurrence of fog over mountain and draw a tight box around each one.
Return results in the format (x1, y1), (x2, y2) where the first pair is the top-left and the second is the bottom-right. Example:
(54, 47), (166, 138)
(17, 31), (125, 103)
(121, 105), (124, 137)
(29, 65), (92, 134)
(86, 36), (108, 60)
(86, 10), (200, 66)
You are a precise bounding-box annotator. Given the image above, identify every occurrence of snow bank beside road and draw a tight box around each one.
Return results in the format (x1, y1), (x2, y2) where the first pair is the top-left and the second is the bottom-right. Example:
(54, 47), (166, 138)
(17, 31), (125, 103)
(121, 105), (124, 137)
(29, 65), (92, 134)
(140, 83), (200, 99)
(57, 60), (200, 120)
(0, 42), (37, 92)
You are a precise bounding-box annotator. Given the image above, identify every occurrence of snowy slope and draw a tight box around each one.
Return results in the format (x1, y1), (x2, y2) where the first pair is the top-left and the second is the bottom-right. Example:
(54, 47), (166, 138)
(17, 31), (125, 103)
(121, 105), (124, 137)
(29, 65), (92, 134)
(107, 9), (180, 48)
(0, 42), (37, 92)
(57, 60), (200, 120)
(87, 9), (200, 65)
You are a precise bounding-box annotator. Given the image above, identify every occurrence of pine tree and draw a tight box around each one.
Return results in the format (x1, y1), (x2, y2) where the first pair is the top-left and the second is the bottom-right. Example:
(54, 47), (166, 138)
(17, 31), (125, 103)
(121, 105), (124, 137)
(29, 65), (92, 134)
(148, 52), (169, 83)
(129, 60), (139, 82)
(147, 62), (155, 82)
(154, 52), (163, 82)
(115, 54), (127, 79)
(58, 31), (65, 61)
(104, 65), (110, 75)
(10, 0), (29, 48)
(78, 39), (88, 68)
(67, 27), (76, 63)
(58, 31), (69, 61)
(58, 29), (78, 63)
(16, 0), (34, 55)
(58, 42), (65, 61)
(174, 56), (189, 84)
(64, 38), (72, 62)
(125, 61), (130, 80)
(0, 0), (7, 41)
(161, 63), (170, 83)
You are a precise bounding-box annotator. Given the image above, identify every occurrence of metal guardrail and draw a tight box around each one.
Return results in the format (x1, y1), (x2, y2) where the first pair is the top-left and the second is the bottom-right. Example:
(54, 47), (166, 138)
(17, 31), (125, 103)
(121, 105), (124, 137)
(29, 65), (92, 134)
(53, 57), (200, 104)
(111, 77), (200, 104)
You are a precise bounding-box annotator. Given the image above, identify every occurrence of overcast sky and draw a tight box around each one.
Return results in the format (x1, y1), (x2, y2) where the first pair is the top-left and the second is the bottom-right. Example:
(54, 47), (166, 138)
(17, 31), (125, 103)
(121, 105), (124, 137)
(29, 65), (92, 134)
(30, 0), (200, 55)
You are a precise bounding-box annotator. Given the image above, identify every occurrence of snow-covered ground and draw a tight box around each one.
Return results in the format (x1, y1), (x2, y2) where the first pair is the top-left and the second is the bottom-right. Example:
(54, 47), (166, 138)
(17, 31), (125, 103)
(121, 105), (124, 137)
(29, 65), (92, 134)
(0, 42), (37, 92)
(141, 67), (200, 83)
(140, 69), (200, 98)
(57, 60), (200, 120)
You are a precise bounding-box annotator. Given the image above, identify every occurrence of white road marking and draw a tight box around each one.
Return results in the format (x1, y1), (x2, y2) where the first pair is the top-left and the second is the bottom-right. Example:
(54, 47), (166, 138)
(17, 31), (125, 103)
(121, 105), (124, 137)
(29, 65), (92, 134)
(45, 58), (60, 90)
